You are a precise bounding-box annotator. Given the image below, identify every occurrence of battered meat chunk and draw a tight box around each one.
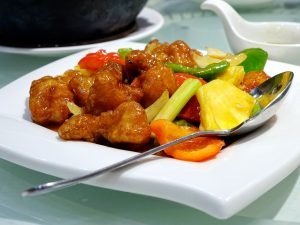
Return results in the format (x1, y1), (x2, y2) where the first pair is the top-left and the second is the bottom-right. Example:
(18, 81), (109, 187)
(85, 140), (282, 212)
(139, 64), (177, 107)
(166, 40), (199, 67)
(58, 114), (100, 142)
(58, 101), (151, 145)
(58, 69), (81, 84)
(69, 74), (95, 106)
(123, 39), (200, 83)
(97, 101), (151, 145)
(29, 76), (74, 124)
(85, 61), (143, 115)
(124, 50), (157, 83)
(144, 39), (170, 62)
(241, 71), (270, 93)
(145, 39), (199, 67)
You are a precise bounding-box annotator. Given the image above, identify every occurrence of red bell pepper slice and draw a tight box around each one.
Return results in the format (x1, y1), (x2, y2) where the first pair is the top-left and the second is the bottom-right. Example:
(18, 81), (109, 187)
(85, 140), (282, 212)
(150, 119), (225, 162)
(175, 73), (206, 123)
(78, 49), (125, 71)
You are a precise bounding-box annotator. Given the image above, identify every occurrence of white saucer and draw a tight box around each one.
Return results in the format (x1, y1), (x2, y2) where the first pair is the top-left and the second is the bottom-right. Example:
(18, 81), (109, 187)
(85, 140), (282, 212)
(0, 8), (164, 57)
(224, 0), (274, 8)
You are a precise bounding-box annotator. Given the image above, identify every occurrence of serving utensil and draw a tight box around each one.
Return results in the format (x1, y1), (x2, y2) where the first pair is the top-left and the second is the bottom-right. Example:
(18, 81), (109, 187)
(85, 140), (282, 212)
(22, 71), (294, 197)
(201, 0), (300, 65)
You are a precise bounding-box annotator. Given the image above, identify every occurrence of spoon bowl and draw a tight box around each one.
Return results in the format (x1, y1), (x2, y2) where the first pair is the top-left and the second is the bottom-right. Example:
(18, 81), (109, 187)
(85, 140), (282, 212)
(22, 71), (294, 197)
(200, 0), (300, 65)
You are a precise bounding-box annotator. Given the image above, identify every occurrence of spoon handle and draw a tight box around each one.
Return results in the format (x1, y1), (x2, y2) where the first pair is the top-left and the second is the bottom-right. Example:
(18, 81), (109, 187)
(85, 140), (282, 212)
(22, 129), (230, 197)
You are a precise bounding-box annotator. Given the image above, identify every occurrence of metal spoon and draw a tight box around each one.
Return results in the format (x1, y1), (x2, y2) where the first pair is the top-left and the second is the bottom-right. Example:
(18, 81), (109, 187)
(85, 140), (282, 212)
(201, 0), (300, 64)
(22, 71), (294, 197)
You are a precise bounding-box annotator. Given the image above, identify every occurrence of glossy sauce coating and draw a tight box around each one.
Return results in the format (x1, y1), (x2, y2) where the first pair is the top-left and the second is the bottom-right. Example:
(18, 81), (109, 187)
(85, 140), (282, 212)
(29, 40), (202, 148)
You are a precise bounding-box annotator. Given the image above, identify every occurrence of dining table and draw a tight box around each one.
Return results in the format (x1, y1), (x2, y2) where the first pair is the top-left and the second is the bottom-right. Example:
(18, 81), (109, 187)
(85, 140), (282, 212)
(1, 0), (300, 224)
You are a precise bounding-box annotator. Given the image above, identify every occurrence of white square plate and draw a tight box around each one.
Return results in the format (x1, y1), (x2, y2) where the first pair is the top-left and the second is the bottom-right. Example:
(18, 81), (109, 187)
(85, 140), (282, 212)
(0, 41), (300, 219)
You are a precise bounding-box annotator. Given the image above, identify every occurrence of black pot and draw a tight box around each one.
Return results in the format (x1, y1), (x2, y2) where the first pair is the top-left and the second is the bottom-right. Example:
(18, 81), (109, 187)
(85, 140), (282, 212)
(0, 0), (147, 47)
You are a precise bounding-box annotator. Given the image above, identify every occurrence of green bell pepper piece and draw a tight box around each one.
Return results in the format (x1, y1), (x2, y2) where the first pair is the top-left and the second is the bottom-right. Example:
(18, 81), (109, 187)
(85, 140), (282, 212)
(118, 48), (133, 60)
(165, 61), (230, 81)
(238, 48), (268, 73)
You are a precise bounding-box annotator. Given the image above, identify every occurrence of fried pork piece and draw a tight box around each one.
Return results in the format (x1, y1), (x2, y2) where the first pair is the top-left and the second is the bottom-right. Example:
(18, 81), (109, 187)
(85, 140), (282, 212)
(58, 114), (100, 142)
(97, 101), (151, 144)
(144, 39), (170, 62)
(241, 71), (270, 93)
(58, 101), (151, 145)
(124, 49), (157, 83)
(123, 39), (200, 83)
(58, 69), (81, 84)
(139, 64), (177, 107)
(85, 61), (143, 115)
(167, 40), (199, 67)
(145, 39), (200, 67)
(29, 76), (74, 124)
(69, 74), (95, 106)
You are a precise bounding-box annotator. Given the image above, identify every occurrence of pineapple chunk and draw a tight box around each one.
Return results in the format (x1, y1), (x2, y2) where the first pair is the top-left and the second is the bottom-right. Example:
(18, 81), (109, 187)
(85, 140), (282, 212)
(218, 66), (245, 87)
(196, 79), (255, 130)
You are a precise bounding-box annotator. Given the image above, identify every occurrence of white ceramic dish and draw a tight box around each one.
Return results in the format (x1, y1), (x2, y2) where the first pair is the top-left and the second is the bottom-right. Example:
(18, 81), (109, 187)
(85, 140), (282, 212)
(0, 8), (163, 57)
(0, 41), (300, 219)
(224, 0), (273, 8)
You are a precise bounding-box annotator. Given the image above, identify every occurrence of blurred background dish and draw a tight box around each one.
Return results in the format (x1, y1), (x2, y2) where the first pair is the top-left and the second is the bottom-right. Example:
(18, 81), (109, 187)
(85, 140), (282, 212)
(223, 0), (274, 8)
(0, 7), (164, 57)
(147, 0), (274, 10)
(0, 0), (148, 48)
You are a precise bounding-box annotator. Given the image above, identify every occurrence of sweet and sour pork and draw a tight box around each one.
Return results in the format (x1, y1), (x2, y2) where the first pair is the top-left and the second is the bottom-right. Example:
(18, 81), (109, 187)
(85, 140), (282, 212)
(84, 61), (143, 115)
(29, 76), (74, 125)
(29, 39), (201, 148)
(58, 101), (150, 145)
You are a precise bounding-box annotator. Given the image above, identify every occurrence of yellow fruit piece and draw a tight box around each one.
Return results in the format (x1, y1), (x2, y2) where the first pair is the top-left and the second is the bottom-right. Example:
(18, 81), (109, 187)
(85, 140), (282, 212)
(196, 79), (256, 130)
(218, 66), (245, 87)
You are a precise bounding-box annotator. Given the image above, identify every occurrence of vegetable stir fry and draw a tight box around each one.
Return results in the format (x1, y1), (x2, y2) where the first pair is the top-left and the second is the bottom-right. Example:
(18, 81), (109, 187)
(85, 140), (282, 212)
(29, 39), (270, 162)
